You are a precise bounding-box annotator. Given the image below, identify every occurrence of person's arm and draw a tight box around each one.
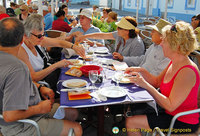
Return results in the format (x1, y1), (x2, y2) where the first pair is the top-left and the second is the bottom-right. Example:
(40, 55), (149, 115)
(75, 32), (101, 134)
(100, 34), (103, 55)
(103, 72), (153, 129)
(18, 47), (71, 81)
(3, 100), (52, 122)
(130, 67), (197, 112)
(41, 37), (85, 58)
(75, 32), (114, 43)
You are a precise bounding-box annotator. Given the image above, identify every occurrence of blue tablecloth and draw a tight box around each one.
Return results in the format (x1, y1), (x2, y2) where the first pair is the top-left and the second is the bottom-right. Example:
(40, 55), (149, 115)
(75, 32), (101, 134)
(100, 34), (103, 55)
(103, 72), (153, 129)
(54, 52), (157, 119)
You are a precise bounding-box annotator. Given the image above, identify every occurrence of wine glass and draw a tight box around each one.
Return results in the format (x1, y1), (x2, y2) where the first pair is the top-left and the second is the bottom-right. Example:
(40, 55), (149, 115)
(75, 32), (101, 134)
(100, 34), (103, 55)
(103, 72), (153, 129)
(114, 71), (124, 86)
(89, 70), (98, 90)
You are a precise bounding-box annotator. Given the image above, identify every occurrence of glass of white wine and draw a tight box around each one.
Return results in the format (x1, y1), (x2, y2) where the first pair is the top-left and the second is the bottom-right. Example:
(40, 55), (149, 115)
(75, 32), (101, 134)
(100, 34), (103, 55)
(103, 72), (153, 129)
(89, 70), (98, 90)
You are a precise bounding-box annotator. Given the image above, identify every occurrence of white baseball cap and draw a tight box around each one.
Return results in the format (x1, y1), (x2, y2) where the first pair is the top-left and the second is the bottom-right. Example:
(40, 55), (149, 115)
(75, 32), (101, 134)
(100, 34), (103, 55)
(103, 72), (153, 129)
(42, 5), (48, 11)
(78, 9), (92, 20)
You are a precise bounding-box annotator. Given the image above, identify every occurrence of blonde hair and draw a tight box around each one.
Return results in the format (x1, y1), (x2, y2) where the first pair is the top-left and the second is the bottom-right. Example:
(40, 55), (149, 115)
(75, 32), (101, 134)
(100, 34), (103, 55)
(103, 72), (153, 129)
(108, 11), (117, 21)
(162, 21), (198, 55)
(20, 4), (29, 12)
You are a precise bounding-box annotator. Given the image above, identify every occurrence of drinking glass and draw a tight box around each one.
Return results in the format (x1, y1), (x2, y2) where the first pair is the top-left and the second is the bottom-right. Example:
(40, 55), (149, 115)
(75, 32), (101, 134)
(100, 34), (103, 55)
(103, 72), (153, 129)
(89, 70), (98, 90)
(114, 71), (124, 86)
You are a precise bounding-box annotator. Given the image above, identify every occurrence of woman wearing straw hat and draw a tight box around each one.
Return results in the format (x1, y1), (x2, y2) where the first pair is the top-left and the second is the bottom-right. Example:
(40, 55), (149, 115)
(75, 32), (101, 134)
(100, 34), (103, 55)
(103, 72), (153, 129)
(76, 16), (145, 64)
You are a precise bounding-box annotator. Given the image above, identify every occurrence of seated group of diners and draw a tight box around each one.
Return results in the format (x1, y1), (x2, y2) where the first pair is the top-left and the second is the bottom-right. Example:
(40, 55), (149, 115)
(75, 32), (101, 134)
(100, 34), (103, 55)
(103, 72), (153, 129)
(0, 4), (199, 136)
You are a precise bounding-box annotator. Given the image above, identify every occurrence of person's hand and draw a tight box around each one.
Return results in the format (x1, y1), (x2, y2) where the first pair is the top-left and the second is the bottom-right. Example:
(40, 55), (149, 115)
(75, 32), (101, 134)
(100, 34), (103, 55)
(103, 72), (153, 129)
(71, 31), (83, 38)
(71, 20), (77, 27)
(75, 35), (86, 43)
(112, 52), (123, 61)
(85, 39), (94, 46)
(38, 100), (52, 114)
(54, 59), (73, 68)
(125, 67), (143, 75)
(128, 72), (149, 89)
(40, 87), (55, 104)
(73, 44), (86, 58)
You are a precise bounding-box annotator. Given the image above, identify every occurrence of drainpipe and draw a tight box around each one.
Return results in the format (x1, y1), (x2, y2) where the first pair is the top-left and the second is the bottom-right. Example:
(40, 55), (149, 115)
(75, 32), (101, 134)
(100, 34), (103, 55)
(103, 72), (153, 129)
(164, 0), (168, 20)
(146, 0), (149, 19)
(136, 0), (139, 23)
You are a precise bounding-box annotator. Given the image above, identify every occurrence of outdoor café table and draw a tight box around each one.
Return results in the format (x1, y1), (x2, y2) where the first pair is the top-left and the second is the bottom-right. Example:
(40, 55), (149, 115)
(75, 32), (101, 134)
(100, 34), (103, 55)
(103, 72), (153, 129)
(54, 50), (157, 136)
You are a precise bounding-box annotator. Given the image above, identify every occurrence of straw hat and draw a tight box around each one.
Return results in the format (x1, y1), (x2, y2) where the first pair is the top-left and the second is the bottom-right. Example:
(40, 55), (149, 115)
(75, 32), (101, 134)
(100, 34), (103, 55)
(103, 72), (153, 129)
(116, 17), (136, 30)
(78, 9), (92, 20)
(146, 19), (171, 34)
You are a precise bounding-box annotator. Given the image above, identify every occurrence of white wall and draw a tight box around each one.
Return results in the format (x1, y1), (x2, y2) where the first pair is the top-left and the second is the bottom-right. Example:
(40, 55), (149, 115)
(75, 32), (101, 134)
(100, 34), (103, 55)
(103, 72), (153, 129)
(99, 0), (108, 6)
(112, 0), (119, 9)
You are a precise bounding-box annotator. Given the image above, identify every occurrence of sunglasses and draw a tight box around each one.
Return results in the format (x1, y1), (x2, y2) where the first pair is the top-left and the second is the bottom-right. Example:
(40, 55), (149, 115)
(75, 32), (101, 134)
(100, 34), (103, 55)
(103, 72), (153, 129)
(31, 33), (45, 39)
(170, 25), (177, 33)
(20, 9), (25, 11)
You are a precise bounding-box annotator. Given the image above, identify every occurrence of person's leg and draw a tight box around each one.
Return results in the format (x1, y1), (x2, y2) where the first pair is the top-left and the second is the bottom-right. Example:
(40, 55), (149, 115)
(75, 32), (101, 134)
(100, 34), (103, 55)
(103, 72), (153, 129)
(126, 115), (151, 136)
(60, 120), (82, 136)
(64, 108), (79, 121)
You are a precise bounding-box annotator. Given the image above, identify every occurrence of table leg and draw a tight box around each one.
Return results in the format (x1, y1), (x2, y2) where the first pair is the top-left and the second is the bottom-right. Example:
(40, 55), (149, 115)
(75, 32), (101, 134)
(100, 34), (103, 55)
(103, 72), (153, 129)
(97, 106), (104, 136)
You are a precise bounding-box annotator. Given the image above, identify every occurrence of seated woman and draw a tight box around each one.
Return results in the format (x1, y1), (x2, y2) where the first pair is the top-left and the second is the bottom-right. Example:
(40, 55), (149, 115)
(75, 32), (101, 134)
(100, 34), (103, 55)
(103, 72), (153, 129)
(17, 4), (30, 22)
(125, 21), (199, 135)
(18, 14), (85, 98)
(52, 9), (72, 32)
(76, 16), (145, 64)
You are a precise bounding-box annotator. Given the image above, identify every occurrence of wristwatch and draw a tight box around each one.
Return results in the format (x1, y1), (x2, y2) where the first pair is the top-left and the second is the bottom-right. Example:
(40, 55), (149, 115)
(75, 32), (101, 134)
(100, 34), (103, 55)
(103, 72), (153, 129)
(38, 84), (46, 91)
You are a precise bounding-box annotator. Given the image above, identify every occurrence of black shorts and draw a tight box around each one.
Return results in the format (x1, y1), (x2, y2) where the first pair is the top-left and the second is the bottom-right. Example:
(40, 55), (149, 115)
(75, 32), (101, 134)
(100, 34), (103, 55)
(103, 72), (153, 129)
(147, 112), (199, 134)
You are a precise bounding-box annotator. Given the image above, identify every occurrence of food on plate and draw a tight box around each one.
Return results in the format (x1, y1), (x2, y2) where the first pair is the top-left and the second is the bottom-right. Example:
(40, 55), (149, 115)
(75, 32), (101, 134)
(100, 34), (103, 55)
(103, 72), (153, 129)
(66, 81), (87, 88)
(120, 76), (131, 83)
(65, 67), (82, 77)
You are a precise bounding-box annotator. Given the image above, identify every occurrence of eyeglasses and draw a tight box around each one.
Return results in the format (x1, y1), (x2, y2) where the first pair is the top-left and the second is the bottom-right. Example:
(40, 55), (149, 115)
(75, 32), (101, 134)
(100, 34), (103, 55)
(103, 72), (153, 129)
(31, 33), (45, 39)
(20, 9), (25, 11)
(171, 25), (177, 33)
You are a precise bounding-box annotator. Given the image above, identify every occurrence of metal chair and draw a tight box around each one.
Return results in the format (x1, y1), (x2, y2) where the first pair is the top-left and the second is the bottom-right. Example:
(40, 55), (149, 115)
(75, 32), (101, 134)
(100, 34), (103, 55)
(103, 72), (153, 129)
(152, 108), (200, 136)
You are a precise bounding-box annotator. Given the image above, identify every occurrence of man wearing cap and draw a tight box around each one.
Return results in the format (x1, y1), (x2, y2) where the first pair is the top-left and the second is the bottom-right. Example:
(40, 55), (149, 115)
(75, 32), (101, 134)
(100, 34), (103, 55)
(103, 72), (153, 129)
(43, 5), (53, 30)
(67, 8), (104, 46)
(76, 16), (145, 63)
(124, 19), (171, 76)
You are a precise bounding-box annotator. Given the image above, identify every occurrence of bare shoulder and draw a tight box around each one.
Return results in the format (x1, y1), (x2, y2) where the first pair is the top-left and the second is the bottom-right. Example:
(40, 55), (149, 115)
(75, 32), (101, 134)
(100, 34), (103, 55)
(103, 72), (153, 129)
(18, 46), (28, 60)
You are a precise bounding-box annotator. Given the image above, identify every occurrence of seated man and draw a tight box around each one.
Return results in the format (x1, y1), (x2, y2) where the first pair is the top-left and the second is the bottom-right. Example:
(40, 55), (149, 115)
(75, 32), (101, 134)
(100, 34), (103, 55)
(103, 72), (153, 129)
(126, 19), (171, 76)
(0, 17), (82, 136)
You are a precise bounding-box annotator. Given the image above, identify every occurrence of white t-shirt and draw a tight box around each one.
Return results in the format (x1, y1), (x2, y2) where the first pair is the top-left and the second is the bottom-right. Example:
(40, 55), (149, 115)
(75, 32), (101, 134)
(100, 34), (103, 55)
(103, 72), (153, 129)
(22, 43), (44, 72)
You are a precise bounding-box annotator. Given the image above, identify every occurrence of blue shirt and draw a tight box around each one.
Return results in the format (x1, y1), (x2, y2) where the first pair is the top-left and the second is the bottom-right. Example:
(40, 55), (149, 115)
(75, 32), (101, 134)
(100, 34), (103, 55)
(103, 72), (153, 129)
(69, 25), (104, 44)
(44, 13), (53, 30)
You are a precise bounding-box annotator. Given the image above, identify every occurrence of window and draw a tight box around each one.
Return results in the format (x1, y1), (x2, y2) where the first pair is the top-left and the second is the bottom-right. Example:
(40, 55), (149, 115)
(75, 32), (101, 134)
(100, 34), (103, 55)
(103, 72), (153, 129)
(185, 0), (196, 10)
(187, 0), (195, 8)
(127, 0), (131, 7)
(168, 0), (173, 8)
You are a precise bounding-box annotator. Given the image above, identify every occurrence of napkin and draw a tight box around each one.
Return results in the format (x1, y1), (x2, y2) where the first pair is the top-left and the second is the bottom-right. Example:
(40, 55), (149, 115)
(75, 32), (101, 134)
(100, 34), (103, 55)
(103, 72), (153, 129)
(62, 48), (76, 58)
(68, 90), (91, 100)
(90, 91), (107, 102)
(112, 61), (128, 71)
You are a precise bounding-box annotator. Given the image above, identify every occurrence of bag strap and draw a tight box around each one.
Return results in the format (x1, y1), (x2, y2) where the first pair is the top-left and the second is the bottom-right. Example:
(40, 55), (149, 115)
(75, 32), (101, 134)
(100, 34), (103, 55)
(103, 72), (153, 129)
(35, 45), (48, 69)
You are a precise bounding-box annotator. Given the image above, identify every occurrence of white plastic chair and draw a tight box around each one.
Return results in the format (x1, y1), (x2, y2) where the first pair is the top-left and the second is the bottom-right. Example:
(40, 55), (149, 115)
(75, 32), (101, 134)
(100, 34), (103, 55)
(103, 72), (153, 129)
(152, 108), (200, 136)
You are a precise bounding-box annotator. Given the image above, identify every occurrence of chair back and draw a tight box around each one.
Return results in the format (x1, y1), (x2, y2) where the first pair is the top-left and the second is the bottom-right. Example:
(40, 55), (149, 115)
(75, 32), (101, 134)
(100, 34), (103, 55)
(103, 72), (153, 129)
(45, 30), (63, 38)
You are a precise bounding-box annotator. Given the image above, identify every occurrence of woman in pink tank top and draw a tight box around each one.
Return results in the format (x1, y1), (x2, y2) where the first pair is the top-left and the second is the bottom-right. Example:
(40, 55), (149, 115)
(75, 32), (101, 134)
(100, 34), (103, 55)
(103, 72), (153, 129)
(125, 21), (200, 136)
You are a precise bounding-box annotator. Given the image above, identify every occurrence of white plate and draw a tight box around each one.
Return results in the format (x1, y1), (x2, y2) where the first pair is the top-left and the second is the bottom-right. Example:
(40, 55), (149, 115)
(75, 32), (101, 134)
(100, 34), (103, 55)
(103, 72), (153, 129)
(99, 86), (127, 98)
(100, 59), (119, 66)
(62, 79), (88, 88)
(112, 76), (131, 84)
(68, 59), (83, 66)
(94, 47), (109, 54)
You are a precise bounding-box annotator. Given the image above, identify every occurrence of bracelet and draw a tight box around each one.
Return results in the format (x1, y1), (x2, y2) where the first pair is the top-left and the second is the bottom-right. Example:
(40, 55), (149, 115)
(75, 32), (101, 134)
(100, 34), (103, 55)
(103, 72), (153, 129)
(38, 84), (45, 91)
(71, 44), (74, 49)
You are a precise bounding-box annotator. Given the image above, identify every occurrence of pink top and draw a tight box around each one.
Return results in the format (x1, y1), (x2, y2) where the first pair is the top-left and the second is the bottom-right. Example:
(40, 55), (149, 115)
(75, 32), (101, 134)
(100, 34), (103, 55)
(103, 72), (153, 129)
(160, 62), (200, 124)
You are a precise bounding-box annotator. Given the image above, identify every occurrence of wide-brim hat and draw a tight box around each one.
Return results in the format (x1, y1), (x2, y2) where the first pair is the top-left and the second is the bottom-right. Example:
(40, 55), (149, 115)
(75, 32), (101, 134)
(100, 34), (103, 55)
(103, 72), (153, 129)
(146, 19), (171, 34)
(78, 9), (92, 20)
(116, 17), (136, 30)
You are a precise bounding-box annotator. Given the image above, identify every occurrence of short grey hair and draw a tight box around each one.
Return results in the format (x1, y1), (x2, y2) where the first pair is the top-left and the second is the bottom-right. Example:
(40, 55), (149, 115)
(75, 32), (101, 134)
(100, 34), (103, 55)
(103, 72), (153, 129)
(0, 5), (6, 13)
(24, 14), (44, 37)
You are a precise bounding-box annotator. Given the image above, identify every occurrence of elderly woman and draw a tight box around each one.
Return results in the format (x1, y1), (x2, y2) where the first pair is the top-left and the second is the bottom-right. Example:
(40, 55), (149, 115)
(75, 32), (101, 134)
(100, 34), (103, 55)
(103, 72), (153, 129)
(18, 4), (30, 22)
(76, 16), (145, 64)
(18, 14), (85, 98)
(125, 21), (199, 135)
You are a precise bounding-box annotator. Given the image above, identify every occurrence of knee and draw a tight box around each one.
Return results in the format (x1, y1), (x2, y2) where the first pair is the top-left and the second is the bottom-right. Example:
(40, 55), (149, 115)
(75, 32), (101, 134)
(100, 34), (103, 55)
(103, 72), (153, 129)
(73, 123), (82, 136)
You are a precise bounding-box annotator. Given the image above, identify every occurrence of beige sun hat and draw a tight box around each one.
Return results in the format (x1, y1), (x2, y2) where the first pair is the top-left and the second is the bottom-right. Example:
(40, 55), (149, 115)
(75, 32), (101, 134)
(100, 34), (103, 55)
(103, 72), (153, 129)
(78, 9), (92, 20)
(116, 17), (136, 30)
(146, 18), (171, 34)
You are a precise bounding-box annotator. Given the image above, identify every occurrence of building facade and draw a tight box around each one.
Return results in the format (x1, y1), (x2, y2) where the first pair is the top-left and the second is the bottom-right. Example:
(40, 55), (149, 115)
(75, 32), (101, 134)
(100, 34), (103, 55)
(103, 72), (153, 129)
(118, 0), (200, 23)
